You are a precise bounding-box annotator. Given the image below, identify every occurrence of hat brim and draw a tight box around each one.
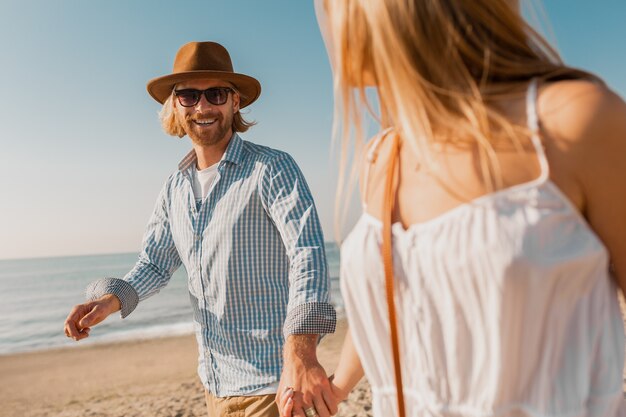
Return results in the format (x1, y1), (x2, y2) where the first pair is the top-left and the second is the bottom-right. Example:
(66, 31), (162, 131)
(146, 71), (261, 107)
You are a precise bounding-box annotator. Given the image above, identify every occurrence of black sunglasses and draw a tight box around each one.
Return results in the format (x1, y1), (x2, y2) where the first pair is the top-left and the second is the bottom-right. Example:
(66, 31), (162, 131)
(174, 87), (234, 107)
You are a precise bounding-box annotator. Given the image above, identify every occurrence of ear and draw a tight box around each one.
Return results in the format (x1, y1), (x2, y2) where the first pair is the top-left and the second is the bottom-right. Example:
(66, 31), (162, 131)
(171, 92), (178, 109)
(232, 91), (241, 113)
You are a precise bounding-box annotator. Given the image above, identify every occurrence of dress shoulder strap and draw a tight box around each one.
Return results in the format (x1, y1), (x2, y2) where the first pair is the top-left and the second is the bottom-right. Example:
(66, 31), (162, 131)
(362, 128), (394, 210)
(525, 78), (550, 180)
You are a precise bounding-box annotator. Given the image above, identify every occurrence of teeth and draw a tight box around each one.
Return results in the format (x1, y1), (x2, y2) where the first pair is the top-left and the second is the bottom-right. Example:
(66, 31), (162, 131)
(194, 119), (216, 125)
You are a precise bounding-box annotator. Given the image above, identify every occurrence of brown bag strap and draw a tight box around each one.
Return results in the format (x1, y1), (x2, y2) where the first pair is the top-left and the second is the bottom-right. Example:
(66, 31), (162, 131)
(381, 131), (406, 417)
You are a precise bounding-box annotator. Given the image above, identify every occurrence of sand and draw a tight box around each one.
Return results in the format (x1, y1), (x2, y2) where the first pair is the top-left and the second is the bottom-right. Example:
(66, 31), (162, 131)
(0, 318), (371, 417)
(4, 301), (626, 417)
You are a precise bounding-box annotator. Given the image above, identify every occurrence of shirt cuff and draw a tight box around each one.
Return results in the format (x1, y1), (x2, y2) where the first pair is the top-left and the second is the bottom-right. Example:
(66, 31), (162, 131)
(283, 302), (337, 338)
(85, 278), (139, 319)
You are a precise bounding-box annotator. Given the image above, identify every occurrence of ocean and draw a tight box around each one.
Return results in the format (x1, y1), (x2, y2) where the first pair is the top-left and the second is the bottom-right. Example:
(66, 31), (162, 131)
(0, 243), (342, 355)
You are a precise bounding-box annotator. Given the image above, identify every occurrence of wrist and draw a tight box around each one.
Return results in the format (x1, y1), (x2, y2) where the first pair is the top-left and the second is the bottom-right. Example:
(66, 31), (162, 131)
(284, 334), (320, 364)
(101, 294), (121, 314)
(329, 376), (350, 401)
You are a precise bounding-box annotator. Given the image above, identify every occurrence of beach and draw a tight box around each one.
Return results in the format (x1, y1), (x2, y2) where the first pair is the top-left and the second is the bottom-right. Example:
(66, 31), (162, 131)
(0, 318), (372, 417)
(0, 250), (354, 417)
(3, 297), (626, 417)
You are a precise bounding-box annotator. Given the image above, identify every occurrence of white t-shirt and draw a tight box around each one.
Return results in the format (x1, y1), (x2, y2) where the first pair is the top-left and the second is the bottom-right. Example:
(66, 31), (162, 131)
(191, 162), (219, 204)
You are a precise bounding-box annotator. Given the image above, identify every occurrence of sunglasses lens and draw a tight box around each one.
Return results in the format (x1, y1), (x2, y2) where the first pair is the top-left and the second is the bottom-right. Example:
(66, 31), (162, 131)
(175, 88), (231, 106)
(205, 88), (230, 105)
(176, 90), (201, 107)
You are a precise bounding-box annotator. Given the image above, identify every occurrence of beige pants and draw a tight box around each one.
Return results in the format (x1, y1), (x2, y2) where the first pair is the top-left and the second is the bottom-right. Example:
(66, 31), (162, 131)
(205, 390), (279, 417)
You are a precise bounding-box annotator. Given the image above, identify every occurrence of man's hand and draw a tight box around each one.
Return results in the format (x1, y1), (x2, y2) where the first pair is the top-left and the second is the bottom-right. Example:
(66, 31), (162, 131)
(276, 334), (338, 417)
(63, 294), (121, 341)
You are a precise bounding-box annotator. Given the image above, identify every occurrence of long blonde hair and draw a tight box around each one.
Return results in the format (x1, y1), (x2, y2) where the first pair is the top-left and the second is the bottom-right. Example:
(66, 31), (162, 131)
(323, 0), (591, 237)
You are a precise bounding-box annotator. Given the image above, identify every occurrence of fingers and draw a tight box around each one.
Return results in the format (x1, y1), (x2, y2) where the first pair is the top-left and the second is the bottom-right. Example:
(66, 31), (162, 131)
(322, 386), (339, 416)
(64, 304), (89, 340)
(292, 406), (306, 417)
(284, 397), (294, 417)
(279, 387), (294, 417)
(63, 302), (101, 341)
(304, 377), (338, 417)
(312, 395), (331, 417)
(78, 304), (107, 329)
(63, 317), (77, 339)
(291, 392), (306, 417)
(283, 389), (337, 417)
(64, 322), (90, 341)
(275, 383), (289, 410)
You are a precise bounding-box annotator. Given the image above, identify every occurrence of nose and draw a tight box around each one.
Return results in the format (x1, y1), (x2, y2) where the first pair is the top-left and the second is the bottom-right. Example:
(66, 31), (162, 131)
(194, 94), (213, 112)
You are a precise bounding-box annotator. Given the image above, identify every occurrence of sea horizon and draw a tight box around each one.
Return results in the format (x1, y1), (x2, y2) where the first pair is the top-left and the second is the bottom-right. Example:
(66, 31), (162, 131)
(0, 243), (343, 356)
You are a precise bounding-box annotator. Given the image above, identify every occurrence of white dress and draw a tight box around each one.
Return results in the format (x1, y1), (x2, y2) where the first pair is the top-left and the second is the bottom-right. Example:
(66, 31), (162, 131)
(340, 80), (626, 417)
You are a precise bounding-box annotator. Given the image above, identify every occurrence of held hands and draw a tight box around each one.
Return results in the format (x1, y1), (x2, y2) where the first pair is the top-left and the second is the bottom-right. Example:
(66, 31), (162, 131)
(279, 331), (364, 416)
(276, 335), (339, 417)
(63, 294), (121, 341)
(279, 375), (349, 417)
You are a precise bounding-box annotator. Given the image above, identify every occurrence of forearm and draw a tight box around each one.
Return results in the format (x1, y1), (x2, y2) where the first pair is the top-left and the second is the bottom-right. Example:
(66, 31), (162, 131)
(279, 333), (339, 415)
(123, 252), (178, 299)
(332, 330), (364, 401)
(284, 334), (320, 364)
(282, 246), (336, 337)
(283, 301), (336, 338)
(262, 154), (336, 337)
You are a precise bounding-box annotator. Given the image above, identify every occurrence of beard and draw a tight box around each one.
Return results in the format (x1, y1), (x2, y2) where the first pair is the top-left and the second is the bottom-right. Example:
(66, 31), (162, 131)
(181, 110), (234, 147)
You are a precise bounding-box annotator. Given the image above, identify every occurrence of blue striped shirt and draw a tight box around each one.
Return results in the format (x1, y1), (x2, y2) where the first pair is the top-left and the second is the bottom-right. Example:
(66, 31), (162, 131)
(86, 134), (336, 396)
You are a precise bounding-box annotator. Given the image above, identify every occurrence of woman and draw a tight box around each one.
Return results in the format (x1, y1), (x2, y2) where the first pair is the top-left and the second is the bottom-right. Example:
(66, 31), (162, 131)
(282, 1), (626, 416)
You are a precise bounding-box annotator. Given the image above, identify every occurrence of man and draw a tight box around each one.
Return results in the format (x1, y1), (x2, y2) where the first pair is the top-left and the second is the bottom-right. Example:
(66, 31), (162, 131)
(64, 41), (337, 417)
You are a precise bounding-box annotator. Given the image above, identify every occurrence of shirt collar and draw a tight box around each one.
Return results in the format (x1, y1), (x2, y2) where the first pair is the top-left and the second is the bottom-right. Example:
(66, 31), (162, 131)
(177, 133), (244, 172)
(222, 133), (243, 165)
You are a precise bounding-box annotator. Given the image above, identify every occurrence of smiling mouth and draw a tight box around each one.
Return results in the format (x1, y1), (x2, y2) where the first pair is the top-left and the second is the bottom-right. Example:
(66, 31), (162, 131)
(192, 118), (217, 126)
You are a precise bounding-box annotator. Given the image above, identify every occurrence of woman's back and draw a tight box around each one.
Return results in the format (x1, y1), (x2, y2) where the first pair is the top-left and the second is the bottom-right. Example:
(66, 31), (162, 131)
(362, 79), (586, 228)
(340, 79), (626, 416)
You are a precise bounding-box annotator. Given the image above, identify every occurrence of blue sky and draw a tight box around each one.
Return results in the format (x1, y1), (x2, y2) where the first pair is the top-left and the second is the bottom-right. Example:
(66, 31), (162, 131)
(0, 1), (624, 260)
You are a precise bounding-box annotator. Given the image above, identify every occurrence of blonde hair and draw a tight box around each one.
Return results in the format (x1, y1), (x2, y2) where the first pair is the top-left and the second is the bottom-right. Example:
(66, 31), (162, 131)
(159, 88), (256, 138)
(324, 0), (593, 236)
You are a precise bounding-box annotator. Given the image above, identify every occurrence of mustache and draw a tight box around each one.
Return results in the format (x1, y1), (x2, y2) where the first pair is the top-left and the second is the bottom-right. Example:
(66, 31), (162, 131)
(185, 113), (220, 122)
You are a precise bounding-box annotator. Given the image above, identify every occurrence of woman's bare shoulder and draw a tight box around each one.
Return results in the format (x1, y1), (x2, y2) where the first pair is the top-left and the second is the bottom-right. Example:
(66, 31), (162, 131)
(359, 130), (397, 178)
(538, 79), (626, 290)
(358, 130), (397, 207)
(538, 79), (626, 149)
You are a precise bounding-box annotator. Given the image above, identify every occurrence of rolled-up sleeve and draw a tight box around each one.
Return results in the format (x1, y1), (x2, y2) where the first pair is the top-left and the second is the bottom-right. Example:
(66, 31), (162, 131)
(85, 178), (182, 318)
(260, 154), (336, 338)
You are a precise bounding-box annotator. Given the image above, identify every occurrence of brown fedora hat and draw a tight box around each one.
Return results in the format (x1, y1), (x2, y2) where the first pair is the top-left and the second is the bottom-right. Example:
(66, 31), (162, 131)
(146, 41), (261, 107)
